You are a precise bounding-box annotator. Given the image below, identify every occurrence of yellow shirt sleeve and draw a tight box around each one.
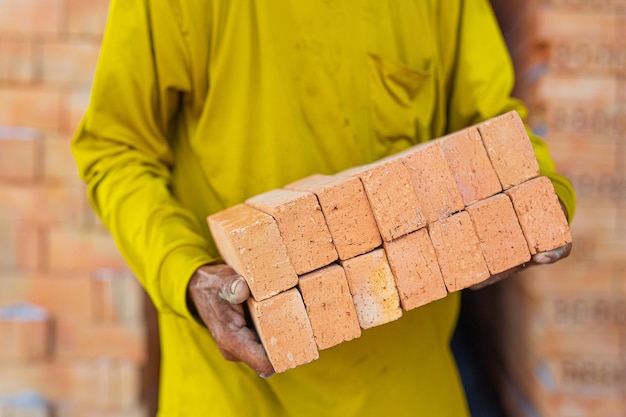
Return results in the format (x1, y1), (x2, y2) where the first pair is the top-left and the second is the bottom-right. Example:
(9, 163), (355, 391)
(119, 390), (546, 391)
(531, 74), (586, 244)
(71, 0), (216, 320)
(444, 0), (576, 223)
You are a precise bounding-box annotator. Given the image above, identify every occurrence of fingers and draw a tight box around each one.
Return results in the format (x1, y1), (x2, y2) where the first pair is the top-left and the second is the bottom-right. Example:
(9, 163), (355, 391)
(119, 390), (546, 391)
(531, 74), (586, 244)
(218, 276), (251, 304)
(532, 242), (572, 265)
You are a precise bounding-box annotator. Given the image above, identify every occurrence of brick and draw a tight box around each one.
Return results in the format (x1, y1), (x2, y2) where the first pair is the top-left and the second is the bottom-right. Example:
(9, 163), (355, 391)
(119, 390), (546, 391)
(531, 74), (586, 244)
(342, 158), (425, 241)
(0, 392), (49, 417)
(55, 320), (146, 363)
(340, 248), (402, 329)
(286, 174), (381, 260)
(65, 0), (110, 37)
(41, 39), (100, 86)
(438, 126), (502, 205)
(548, 40), (626, 77)
(399, 141), (464, 222)
(0, 0), (63, 36)
(0, 304), (51, 362)
(505, 176), (572, 255)
(0, 87), (62, 130)
(0, 130), (42, 182)
(466, 194), (531, 274)
(92, 269), (144, 324)
(45, 228), (126, 271)
(65, 90), (91, 132)
(247, 288), (318, 373)
(383, 228), (447, 311)
(0, 38), (40, 84)
(246, 189), (337, 274)
(428, 211), (490, 292)
(42, 134), (82, 184)
(477, 111), (539, 189)
(536, 76), (619, 104)
(536, 9), (618, 42)
(298, 264), (361, 350)
(207, 204), (298, 301)
(0, 223), (42, 271)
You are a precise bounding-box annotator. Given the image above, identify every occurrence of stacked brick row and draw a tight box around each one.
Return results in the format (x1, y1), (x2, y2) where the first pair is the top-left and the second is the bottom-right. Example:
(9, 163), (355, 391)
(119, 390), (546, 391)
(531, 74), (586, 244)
(479, 1), (626, 416)
(0, 1), (156, 416)
(208, 111), (572, 373)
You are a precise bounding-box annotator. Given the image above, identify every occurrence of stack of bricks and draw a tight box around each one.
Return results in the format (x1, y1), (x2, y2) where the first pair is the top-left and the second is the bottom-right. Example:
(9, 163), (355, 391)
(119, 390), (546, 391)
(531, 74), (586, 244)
(0, 1), (156, 416)
(476, 1), (626, 416)
(208, 111), (572, 373)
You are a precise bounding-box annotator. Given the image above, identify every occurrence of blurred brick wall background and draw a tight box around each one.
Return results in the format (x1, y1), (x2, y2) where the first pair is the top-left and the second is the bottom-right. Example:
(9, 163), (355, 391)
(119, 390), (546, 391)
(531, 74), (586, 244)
(0, 1), (159, 416)
(0, 0), (623, 416)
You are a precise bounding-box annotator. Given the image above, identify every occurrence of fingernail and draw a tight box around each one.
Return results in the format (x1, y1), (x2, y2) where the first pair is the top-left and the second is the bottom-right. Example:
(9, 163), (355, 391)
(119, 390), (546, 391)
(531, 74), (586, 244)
(230, 278), (243, 295)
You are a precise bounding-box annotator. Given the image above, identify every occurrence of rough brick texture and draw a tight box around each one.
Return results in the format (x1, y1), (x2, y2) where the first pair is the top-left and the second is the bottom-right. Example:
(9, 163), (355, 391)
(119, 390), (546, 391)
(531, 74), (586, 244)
(208, 204), (298, 301)
(439, 126), (502, 205)
(246, 189), (338, 275)
(299, 264), (361, 350)
(466, 194), (531, 274)
(340, 249), (402, 329)
(286, 174), (381, 260)
(342, 158), (425, 242)
(247, 289), (318, 373)
(477, 111), (540, 189)
(383, 228), (447, 311)
(505, 176), (572, 255)
(428, 211), (490, 292)
(400, 141), (464, 223)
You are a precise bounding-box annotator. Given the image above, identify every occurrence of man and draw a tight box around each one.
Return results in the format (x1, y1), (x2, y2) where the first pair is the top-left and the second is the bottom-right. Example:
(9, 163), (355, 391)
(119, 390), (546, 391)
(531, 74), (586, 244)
(72, 0), (575, 415)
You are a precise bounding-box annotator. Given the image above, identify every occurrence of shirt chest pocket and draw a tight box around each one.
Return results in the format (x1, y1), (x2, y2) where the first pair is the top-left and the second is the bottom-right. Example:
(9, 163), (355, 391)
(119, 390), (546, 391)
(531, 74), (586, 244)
(368, 54), (436, 150)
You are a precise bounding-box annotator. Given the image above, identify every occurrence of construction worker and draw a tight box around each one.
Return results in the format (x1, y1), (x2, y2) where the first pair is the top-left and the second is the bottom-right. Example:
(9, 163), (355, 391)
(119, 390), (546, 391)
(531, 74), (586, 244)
(72, 0), (575, 415)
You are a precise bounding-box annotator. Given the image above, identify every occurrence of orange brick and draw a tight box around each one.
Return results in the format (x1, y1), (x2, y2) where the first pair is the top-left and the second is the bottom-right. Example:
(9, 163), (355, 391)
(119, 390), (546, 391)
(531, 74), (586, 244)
(0, 87), (62, 130)
(399, 141), (464, 222)
(428, 211), (490, 292)
(0, 304), (51, 362)
(42, 134), (82, 184)
(286, 174), (381, 260)
(65, 0), (110, 37)
(45, 228), (126, 271)
(247, 288), (318, 373)
(477, 111), (539, 190)
(298, 264), (361, 350)
(342, 158), (425, 242)
(0, 223), (42, 271)
(0, 0), (63, 36)
(0, 38), (39, 84)
(246, 189), (338, 275)
(92, 269), (144, 324)
(340, 248), (402, 329)
(536, 9), (619, 42)
(383, 228), (447, 311)
(438, 126), (502, 205)
(65, 90), (91, 132)
(0, 130), (42, 182)
(466, 194), (530, 274)
(207, 204), (298, 301)
(536, 76), (619, 104)
(505, 177), (572, 255)
(41, 39), (100, 86)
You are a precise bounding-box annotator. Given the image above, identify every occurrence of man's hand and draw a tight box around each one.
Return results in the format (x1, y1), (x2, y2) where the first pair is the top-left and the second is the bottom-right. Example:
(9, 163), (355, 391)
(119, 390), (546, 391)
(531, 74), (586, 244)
(187, 264), (275, 378)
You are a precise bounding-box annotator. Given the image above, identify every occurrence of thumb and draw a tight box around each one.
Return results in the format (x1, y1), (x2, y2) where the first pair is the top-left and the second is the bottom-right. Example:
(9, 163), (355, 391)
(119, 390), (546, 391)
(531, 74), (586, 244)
(218, 275), (251, 304)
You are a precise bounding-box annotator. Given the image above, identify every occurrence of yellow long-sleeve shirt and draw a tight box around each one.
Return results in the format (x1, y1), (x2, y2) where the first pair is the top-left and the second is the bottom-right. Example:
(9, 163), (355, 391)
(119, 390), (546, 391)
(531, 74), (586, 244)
(72, 0), (576, 415)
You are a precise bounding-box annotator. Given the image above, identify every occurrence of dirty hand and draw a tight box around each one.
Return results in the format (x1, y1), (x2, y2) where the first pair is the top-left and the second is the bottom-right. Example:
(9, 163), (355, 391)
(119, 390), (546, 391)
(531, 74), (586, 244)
(187, 264), (274, 377)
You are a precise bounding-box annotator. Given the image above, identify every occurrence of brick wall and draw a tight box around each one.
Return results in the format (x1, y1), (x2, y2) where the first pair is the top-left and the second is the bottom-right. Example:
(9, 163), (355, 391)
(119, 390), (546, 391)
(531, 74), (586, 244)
(0, 1), (157, 416)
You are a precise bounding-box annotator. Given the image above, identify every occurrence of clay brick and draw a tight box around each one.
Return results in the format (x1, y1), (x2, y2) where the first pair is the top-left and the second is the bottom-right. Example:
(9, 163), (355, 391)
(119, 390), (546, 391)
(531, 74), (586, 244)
(41, 39), (100, 86)
(340, 248), (402, 329)
(342, 158), (425, 241)
(65, 90), (91, 132)
(42, 134), (82, 184)
(536, 76), (619, 105)
(246, 189), (337, 274)
(92, 269), (144, 324)
(438, 127), (502, 205)
(65, 0), (110, 37)
(207, 204), (298, 301)
(0, 38), (40, 84)
(0, 87), (62, 130)
(0, 223), (42, 271)
(505, 176), (572, 255)
(247, 288), (318, 373)
(286, 174), (381, 260)
(399, 141), (464, 222)
(0, 304), (51, 362)
(45, 227), (126, 271)
(466, 194), (531, 274)
(477, 111), (539, 189)
(0, 0), (63, 36)
(428, 211), (490, 292)
(383, 228), (447, 311)
(298, 264), (361, 350)
(0, 130), (42, 182)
